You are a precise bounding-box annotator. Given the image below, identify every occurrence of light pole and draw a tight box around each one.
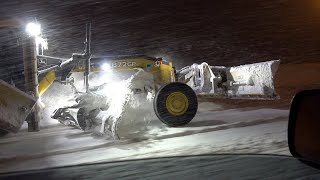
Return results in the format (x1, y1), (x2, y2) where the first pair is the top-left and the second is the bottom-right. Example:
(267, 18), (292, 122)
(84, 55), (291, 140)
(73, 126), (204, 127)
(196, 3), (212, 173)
(24, 22), (42, 132)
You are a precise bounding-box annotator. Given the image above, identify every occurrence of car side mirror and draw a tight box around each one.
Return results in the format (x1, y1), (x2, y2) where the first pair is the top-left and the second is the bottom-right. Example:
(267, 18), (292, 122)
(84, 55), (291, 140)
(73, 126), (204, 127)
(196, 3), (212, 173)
(288, 89), (320, 163)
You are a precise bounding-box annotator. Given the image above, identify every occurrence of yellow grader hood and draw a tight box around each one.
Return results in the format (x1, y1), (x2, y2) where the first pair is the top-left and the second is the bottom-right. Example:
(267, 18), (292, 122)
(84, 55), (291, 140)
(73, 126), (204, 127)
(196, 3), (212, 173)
(0, 80), (36, 133)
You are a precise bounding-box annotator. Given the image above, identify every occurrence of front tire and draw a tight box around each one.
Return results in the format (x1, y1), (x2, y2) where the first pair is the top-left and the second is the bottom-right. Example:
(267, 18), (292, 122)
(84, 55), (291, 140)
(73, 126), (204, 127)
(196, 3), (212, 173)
(154, 82), (198, 127)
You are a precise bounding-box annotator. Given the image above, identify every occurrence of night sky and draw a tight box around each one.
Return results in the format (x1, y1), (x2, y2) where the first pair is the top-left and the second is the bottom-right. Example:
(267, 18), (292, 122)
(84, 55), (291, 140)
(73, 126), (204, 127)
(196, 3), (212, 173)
(1, 0), (320, 68)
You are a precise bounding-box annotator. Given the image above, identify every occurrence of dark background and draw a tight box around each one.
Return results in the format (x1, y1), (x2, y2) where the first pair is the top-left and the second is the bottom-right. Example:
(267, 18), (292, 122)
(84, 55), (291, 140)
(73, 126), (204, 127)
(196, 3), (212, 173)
(1, 0), (320, 68)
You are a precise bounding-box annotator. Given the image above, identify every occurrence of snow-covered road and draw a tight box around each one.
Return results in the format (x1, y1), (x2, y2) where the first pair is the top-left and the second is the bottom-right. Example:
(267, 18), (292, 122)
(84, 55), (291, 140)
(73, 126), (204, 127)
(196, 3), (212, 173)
(0, 103), (290, 173)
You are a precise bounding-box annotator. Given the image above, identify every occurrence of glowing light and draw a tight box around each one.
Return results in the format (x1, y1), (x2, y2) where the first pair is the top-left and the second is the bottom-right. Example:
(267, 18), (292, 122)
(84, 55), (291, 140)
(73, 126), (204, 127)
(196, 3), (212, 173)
(101, 63), (111, 71)
(26, 22), (41, 36)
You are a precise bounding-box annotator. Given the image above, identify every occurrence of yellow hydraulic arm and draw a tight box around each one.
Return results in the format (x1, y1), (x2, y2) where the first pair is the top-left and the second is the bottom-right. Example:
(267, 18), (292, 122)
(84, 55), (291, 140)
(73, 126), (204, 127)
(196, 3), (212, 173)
(38, 70), (56, 96)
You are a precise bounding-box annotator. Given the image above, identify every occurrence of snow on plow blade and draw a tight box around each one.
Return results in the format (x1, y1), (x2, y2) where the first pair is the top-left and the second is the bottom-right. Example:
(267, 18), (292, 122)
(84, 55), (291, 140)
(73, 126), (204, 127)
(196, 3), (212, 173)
(0, 80), (36, 133)
(224, 60), (280, 99)
(185, 60), (280, 99)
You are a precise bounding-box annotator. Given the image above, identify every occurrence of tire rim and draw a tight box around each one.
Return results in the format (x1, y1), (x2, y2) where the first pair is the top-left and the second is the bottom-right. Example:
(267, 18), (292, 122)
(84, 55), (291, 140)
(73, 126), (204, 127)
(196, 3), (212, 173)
(166, 92), (189, 116)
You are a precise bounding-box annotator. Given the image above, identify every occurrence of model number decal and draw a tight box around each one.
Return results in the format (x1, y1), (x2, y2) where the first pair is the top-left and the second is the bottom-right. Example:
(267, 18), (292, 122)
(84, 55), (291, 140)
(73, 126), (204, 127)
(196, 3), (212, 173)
(111, 62), (137, 67)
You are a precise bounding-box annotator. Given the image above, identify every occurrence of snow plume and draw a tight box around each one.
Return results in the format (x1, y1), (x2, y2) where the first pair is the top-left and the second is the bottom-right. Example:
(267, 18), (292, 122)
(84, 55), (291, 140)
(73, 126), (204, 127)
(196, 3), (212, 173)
(96, 74), (135, 121)
(95, 69), (157, 139)
(43, 69), (156, 138)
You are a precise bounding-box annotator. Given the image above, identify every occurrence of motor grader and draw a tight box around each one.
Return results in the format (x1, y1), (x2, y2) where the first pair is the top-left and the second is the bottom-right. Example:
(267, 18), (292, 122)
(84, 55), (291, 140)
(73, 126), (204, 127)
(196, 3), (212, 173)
(0, 22), (280, 139)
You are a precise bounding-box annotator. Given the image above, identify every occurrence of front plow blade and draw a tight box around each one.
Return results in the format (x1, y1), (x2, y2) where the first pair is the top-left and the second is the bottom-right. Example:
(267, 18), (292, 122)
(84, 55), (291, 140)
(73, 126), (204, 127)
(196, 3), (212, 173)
(0, 80), (36, 133)
(225, 60), (280, 99)
(188, 60), (281, 99)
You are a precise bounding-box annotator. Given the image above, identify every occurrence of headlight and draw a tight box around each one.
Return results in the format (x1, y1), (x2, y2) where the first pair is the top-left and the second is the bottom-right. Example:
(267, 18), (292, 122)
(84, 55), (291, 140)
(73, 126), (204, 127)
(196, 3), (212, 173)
(26, 22), (41, 36)
(101, 63), (111, 71)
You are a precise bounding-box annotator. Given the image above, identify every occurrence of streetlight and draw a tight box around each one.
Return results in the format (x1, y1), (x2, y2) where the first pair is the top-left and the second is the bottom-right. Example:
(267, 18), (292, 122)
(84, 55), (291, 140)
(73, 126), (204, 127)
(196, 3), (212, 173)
(26, 22), (41, 36)
(26, 22), (48, 55)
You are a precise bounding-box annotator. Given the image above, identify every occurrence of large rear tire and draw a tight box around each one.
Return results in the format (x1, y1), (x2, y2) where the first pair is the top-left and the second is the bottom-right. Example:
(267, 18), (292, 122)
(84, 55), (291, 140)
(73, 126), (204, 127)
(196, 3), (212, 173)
(154, 82), (198, 127)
